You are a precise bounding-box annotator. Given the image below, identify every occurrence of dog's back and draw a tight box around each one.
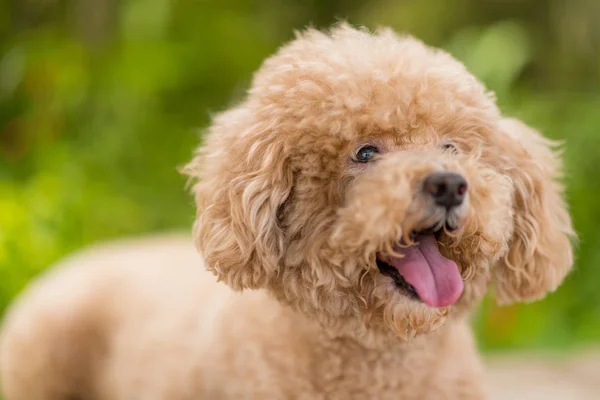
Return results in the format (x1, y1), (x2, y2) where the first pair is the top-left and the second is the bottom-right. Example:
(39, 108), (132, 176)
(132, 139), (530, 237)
(0, 234), (214, 400)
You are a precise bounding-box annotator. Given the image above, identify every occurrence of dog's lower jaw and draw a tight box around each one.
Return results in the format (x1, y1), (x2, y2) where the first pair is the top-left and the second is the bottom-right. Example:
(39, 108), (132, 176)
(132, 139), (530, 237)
(268, 270), (453, 346)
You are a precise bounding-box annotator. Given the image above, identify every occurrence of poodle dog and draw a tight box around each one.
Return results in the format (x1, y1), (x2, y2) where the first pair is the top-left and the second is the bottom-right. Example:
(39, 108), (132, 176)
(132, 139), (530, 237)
(0, 24), (574, 399)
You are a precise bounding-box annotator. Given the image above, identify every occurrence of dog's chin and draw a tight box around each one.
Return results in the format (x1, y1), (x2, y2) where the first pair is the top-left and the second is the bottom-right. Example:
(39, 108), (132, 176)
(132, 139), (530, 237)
(372, 282), (451, 342)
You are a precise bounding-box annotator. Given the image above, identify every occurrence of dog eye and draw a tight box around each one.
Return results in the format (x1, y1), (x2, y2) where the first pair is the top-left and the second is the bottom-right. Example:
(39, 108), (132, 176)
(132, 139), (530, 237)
(354, 145), (379, 163)
(441, 141), (459, 153)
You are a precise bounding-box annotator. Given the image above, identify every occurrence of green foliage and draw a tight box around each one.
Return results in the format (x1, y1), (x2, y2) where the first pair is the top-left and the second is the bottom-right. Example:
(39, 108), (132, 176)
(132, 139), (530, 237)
(1, 0), (599, 351)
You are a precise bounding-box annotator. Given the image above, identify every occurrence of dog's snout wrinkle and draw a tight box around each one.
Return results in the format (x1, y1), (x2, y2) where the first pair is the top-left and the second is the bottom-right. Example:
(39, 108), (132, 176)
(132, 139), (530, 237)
(423, 172), (467, 209)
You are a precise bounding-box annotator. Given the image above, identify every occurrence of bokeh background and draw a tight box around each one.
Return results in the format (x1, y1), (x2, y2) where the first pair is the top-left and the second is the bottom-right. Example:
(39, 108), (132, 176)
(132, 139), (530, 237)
(1, 0), (599, 352)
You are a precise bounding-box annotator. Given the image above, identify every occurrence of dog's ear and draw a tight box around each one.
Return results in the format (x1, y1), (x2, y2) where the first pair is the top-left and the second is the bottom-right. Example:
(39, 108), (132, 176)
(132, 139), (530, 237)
(493, 118), (575, 304)
(183, 106), (293, 291)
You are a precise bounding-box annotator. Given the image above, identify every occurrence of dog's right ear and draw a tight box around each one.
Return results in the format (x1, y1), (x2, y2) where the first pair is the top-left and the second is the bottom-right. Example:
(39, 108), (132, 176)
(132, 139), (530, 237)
(183, 106), (294, 291)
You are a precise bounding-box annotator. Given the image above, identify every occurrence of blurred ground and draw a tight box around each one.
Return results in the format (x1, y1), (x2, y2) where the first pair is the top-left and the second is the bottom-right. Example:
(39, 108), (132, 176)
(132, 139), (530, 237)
(486, 350), (600, 399)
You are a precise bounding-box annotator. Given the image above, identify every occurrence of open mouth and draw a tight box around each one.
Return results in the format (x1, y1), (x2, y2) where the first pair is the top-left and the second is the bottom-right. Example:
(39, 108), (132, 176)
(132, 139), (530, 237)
(376, 223), (464, 308)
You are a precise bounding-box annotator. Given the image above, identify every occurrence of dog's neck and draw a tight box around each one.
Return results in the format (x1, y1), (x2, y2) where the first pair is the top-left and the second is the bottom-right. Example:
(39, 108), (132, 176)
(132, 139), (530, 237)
(266, 299), (476, 396)
(297, 313), (481, 398)
(202, 287), (481, 397)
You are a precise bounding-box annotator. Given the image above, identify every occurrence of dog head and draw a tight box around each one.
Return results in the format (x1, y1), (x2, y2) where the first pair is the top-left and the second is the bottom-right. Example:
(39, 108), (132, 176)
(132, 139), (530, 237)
(184, 24), (574, 343)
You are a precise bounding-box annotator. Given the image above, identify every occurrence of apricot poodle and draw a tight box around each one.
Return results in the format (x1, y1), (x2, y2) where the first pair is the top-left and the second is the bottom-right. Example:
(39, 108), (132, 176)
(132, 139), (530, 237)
(0, 24), (574, 399)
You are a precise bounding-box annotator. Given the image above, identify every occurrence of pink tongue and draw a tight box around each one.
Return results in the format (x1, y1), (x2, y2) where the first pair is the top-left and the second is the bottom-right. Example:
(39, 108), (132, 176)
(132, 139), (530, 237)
(388, 234), (463, 308)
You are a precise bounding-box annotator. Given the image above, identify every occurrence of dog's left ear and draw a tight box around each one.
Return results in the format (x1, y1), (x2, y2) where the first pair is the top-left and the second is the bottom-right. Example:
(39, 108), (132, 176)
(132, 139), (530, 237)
(183, 106), (294, 291)
(493, 118), (575, 304)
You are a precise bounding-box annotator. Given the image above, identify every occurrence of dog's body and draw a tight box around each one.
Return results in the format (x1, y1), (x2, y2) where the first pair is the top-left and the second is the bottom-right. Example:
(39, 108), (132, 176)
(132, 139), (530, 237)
(1, 235), (484, 399)
(0, 25), (574, 399)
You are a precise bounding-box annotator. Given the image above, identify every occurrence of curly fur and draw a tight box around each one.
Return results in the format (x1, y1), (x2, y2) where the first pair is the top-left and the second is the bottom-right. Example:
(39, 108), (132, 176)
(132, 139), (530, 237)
(0, 24), (575, 399)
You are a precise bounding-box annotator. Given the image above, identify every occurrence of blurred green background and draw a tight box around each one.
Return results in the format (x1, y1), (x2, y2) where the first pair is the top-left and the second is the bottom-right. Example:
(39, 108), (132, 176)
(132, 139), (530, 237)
(1, 0), (599, 352)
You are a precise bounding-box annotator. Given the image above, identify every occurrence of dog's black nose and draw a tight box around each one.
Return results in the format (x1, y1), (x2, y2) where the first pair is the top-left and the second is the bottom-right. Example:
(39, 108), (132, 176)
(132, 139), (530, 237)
(423, 172), (467, 209)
